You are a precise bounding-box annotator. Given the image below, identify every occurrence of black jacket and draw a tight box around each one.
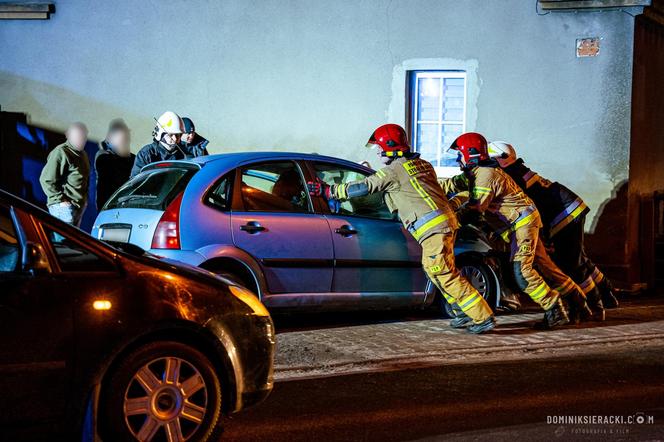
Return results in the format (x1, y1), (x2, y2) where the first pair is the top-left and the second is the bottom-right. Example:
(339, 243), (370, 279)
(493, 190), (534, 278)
(181, 134), (209, 157)
(130, 140), (206, 178)
(502, 159), (588, 237)
(95, 141), (135, 210)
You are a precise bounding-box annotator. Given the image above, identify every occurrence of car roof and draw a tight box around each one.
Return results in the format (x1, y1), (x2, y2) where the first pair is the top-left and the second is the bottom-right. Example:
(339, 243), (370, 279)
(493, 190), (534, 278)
(167, 151), (373, 171)
(0, 188), (49, 215)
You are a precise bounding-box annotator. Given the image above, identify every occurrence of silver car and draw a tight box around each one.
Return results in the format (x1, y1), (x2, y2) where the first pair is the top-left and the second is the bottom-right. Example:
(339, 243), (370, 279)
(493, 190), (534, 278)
(92, 152), (507, 314)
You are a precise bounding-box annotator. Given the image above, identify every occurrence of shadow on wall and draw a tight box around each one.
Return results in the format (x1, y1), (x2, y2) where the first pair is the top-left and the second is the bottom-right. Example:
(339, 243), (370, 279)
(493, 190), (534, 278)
(586, 180), (629, 283)
(0, 70), (157, 152)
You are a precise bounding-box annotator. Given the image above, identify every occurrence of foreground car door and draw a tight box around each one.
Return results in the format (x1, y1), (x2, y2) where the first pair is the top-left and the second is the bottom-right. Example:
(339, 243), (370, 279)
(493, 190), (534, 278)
(0, 204), (72, 427)
(230, 160), (334, 298)
(308, 161), (426, 307)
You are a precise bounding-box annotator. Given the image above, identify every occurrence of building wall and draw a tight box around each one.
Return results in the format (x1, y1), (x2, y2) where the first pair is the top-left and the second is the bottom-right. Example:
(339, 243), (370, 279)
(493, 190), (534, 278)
(0, 0), (636, 229)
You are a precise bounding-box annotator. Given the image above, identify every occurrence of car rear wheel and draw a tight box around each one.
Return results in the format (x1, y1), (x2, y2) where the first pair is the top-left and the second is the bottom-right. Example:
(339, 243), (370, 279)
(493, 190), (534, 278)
(441, 254), (499, 317)
(100, 341), (223, 442)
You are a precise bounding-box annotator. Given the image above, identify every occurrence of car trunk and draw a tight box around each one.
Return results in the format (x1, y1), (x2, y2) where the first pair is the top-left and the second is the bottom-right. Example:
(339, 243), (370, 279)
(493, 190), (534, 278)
(92, 163), (198, 250)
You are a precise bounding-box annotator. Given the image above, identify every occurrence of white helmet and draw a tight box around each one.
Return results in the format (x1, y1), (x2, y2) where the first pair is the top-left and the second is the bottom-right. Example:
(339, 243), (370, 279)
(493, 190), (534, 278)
(154, 111), (184, 141)
(488, 141), (517, 168)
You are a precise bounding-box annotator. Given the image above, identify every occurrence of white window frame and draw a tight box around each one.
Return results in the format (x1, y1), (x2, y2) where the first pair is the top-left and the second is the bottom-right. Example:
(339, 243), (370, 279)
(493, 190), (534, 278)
(411, 71), (467, 168)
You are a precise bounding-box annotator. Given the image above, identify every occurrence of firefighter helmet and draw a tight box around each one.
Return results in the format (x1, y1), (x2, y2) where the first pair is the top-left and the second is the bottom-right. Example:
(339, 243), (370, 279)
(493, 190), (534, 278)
(366, 124), (411, 158)
(449, 132), (490, 166)
(154, 111), (184, 140)
(488, 141), (517, 168)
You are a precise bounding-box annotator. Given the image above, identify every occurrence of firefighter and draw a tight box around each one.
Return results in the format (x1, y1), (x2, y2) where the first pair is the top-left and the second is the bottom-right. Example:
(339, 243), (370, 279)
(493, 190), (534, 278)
(131, 111), (207, 178)
(308, 124), (496, 333)
(487, 141), (619, 320)
(441, 133), (586, 329)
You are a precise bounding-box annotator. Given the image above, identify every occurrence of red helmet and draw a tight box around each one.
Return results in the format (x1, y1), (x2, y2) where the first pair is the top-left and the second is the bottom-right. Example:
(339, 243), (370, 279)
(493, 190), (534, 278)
(367, 124), (411, 158)
(449, 132), (490, 165)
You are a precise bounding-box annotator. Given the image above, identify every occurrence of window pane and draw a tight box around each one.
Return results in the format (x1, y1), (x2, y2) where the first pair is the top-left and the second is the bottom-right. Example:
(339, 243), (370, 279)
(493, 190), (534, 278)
(442, 77), (465, 121)
(416, 123), (439, 166)
(241, 162), (310, 213)
(105, 167), (196, 211)
(417, 77), (441, 121)
(440, 124), (464, 166)
(0, 207), (19, 272)
(314, 163), (394, 220)
(206, 172), (233, 211)
(46, 229), (115, 272)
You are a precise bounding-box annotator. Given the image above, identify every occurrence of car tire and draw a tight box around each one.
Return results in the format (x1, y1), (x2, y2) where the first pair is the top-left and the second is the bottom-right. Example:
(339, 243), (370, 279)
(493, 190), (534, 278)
(100, 341), (223, 442)
(441, 254), (499, 317)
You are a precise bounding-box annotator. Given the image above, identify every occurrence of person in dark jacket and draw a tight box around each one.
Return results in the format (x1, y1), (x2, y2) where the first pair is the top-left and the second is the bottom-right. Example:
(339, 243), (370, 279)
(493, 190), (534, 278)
(95, 119), (135, 210)
(181, 117), (209, 156)
(131, 111), (206, 178)
(488, 141), (619, 320)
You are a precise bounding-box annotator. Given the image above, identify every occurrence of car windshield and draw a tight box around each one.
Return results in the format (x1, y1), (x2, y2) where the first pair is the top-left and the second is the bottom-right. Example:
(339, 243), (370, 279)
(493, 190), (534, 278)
(104, 166), (197, 211)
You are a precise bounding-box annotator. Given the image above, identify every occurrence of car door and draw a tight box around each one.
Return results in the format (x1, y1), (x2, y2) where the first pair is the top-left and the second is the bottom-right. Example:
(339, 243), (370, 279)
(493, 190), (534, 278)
(307, 161), (427, 307)
(230, 160), (334, 298)
(0, 204), (72, 426)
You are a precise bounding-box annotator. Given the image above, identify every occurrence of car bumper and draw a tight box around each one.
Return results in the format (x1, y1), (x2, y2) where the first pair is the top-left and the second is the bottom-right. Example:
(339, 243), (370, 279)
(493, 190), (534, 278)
(148, 249), (207, 266)
(205, 314), (275, 413)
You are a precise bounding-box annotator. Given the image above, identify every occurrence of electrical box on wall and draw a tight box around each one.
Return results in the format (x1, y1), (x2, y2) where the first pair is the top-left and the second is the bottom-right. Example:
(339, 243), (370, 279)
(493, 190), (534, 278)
(577, 37), (601, 57)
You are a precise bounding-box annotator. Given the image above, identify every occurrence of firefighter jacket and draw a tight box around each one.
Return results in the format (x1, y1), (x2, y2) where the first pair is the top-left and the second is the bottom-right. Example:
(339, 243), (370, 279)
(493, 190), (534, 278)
(330, 154), (458, 242)
(502, 158), (589, 238)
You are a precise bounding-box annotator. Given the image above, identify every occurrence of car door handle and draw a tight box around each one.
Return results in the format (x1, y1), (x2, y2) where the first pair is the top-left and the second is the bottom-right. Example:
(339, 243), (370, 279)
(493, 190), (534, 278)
(240, 222), (266, 234)
(334, 225), (358, 236)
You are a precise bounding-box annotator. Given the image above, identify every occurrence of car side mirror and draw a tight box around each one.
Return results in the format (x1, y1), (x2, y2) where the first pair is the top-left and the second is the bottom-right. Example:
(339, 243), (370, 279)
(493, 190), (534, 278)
(23, 241), (50, 275)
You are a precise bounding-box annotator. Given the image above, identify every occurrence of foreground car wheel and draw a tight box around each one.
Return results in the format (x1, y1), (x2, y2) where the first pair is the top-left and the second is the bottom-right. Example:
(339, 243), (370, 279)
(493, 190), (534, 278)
(442, 255), (499, 317)
(101, 341), (223, 442)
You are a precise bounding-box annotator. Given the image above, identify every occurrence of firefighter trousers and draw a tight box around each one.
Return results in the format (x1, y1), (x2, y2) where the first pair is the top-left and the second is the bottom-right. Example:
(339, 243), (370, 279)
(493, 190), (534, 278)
(550, 214), (613, 303)
(511, 224), (561, 311)
(421, 231), (493, 324)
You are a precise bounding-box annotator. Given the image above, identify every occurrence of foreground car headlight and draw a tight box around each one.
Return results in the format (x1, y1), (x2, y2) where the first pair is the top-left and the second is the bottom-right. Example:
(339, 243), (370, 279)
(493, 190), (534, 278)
(229, 285), (270, 317)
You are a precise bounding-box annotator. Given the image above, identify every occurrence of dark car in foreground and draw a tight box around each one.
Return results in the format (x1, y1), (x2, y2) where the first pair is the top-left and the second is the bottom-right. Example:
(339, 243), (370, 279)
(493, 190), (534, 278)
(0, 189), (275, 441)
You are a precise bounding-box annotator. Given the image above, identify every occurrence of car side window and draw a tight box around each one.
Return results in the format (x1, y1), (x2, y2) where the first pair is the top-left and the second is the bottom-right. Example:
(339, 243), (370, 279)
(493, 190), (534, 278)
(0, 206), (19, 273)
(240, 162), (311, 213)
(44, 228), (116, 272)
(205, 172), (233, 211)
(313, 162), (395, 221)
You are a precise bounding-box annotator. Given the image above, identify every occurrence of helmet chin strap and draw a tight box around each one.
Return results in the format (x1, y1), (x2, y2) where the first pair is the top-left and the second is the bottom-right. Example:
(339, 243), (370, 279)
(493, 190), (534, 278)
(160, 139), (178, 151)
(159, 135), (185, 155)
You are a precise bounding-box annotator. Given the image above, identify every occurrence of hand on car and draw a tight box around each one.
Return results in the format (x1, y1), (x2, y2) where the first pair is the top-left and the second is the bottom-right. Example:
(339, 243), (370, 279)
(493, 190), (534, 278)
(307, 179), (332, 199)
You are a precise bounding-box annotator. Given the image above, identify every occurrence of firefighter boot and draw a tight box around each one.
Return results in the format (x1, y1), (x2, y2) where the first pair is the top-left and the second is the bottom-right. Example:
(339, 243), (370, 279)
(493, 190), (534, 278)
(586, 289), (606, 321)
(534, 298), (569, 330)
(467, 316), (496, 334)
(601, 288), (620, 309)
(564, 291), (593, 324)
(450, 312), (473, 328)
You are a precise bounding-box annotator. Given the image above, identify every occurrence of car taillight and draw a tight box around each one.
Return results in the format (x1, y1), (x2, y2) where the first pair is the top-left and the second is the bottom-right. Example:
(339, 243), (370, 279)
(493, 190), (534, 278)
(151, 192), (183, 249)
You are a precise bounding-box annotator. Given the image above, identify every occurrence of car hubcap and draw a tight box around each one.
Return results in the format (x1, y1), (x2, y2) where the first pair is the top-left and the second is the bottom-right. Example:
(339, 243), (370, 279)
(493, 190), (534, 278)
(124, 356), (208, 442)
(460, 265), (488, 298)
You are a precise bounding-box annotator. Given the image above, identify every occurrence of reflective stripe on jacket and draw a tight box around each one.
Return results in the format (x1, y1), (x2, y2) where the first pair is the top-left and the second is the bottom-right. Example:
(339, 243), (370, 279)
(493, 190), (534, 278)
(331, 155), (458, 242)
(502, 159), (589, 238)
(438, 163), (542, 231)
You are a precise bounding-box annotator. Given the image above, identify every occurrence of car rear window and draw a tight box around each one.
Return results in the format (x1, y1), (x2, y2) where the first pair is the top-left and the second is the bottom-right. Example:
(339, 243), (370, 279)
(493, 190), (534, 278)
(103, 167), (197, 211)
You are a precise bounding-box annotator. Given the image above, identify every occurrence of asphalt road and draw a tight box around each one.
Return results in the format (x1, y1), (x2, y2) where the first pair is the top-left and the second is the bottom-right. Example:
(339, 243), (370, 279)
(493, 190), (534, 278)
(222, 345), (664, 441)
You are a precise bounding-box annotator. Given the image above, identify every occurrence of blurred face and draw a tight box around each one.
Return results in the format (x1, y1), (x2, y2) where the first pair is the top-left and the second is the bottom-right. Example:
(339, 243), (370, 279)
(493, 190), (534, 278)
(108, 130), (131, 157)
(182, 132), (195, 144)
(66, 125), (88, 151)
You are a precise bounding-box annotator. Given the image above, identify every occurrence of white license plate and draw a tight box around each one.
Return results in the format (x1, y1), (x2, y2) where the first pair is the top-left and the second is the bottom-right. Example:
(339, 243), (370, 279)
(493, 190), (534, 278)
(100, 228), (131, 242)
